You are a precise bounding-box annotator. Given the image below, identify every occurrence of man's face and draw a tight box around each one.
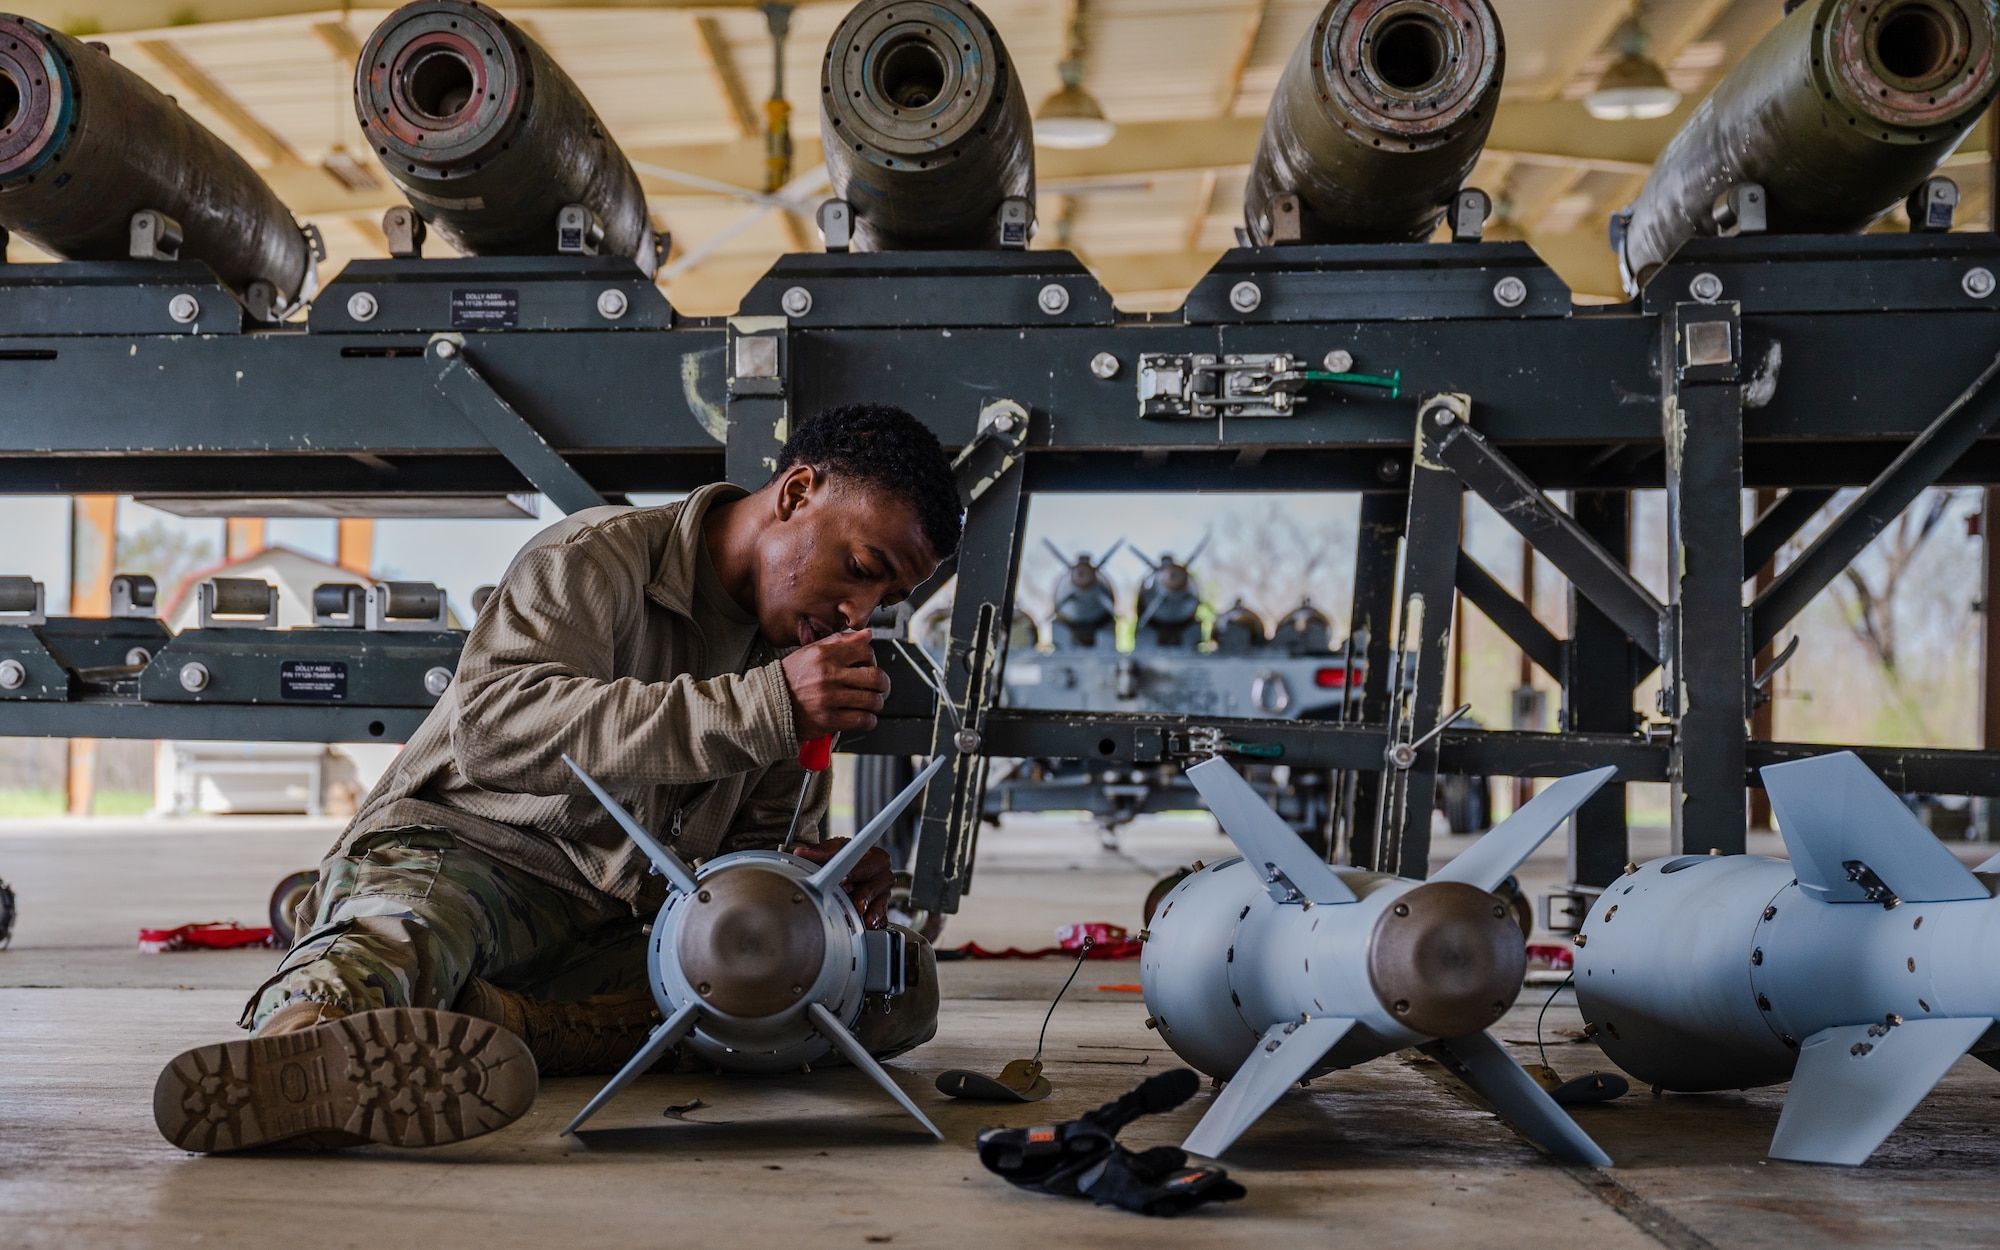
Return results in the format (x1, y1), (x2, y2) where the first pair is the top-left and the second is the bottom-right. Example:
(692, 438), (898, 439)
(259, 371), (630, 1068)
(756, 465), (940, 647)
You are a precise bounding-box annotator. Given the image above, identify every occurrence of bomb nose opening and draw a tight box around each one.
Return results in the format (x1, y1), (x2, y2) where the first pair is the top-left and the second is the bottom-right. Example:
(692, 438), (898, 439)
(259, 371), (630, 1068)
(405, 47), (476, 120)
(1370, 14), (1449, 93)
(1874, 4), (1955, 83)
(876, 34), (948, 109)
(0, 71), (20, 133)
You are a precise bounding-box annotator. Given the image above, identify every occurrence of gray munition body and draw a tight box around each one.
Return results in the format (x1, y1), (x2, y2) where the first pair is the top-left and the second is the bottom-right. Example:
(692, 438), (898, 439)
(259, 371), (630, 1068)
(1576, 751), (2000, 1166)
(1620, 0), (1998, 290)
(0, 15), (314, 307)
(357, 0), (655, 268)
(1140, 756), (1614, 1161)
(820, 0), (1034, 250)
(559, 753), (950, 1139)
(1244, 0), (1503, 245)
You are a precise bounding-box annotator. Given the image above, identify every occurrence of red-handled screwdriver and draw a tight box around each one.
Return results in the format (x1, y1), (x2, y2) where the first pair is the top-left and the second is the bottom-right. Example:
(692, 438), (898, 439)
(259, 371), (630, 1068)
(779, 733), (834, 852)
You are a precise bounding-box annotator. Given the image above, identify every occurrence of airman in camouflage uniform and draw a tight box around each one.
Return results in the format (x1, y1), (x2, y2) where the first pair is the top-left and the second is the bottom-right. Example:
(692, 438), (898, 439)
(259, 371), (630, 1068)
(153, 405), (963, 1152)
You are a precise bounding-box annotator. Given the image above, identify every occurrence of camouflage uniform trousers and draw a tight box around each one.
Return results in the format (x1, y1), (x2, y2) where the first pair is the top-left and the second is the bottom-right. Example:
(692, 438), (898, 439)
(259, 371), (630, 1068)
(243, 827), (939, 1062)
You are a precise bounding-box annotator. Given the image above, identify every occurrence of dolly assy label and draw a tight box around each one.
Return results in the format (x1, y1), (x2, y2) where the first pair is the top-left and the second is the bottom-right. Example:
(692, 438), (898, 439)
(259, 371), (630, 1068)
(451, 289), (519, 329)
(280, 660), (348, 701)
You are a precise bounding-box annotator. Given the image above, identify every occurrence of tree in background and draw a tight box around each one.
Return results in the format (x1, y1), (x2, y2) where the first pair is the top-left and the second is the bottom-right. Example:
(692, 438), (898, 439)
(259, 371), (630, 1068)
(115, 521), (216, 605)
(1823, 488), (1981, 744)
(1200, 499), (1358, 628)
(1835, 490), (1959, 677)
(1762, 487), (1983, 748)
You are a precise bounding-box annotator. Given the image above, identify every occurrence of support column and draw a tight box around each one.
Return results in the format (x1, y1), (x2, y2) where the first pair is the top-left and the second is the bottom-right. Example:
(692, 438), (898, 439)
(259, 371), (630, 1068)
(1984, 95), (1999, 841)
(1512, 533), (1538, 813)
(723, 317), (790, 489)
(1377, 395), (1468, 879)
(909, 453), (1029, 913)
(66, 495), (118, 816)
(1566, 491), (1633, 885)
(1985, 489), (2000, 838)
(1664, 304), (1748, 856)
(1344, 491), (1405, 870)
(1748, 487), (1779, 830)
(336, 518), (375, 577)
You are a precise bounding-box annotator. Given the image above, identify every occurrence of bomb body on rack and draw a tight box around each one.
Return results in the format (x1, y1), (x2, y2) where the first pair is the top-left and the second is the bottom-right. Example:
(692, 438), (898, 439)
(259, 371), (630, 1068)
(0, 14), (317, 314)
(819, 0), (1035, 251)
(1243, 0), (1505, 246)
(1618, 0), (1999, 290)
(356, 0), (657, 269)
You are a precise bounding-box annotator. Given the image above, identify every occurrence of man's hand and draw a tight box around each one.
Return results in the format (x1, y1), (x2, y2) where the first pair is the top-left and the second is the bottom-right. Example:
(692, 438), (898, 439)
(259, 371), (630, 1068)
(782, 631), (889, 738)
(791, 838), (895, 929)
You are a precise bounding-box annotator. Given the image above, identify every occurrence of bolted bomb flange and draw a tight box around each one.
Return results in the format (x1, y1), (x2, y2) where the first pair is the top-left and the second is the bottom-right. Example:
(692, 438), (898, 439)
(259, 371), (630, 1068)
(645, 850), (873, 1073)
(1366, 880), (1525, 1038)
(359, 3), (520, 165)
(820, 0), (1034, 250)
(1322, 0), (1502, 140)
(677, 865), (827, 1018)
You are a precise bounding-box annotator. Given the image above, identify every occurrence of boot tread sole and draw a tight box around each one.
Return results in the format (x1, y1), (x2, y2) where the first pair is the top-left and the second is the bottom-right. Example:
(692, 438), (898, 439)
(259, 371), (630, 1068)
(153, 1008), (537, 1153)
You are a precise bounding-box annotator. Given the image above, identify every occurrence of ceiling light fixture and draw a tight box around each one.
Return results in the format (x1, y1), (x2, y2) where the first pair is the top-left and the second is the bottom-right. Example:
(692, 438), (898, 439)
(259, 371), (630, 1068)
(1035, 56), (1116, 149)
(1584, 15), (1681, 121)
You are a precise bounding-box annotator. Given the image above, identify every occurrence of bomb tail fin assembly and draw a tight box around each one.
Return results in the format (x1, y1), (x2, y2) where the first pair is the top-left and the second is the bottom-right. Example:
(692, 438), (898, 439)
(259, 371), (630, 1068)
(1752, 752), (1997, 1165)
(1761, 751), (1987, 906)
(1167, 758), (1614, 1164)
(559, 753), (948, 1137)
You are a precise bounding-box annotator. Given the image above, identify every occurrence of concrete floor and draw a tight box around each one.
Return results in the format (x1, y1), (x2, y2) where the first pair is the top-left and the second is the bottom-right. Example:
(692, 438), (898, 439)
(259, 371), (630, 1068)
(5, 813), (2000, 1248)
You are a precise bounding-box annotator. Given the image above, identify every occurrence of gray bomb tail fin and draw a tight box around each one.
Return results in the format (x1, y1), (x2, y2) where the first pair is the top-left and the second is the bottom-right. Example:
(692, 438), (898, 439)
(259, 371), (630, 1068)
(1770, 1016), (1993, 1165)
(564, 754), (700, 896)
(1432, 766), (1616, 894)
(1419, 1030), (1612, 1166)
(562, 1002), (703, 1135)
(806, 755), (948, 893)
(808, 1002), (944, 1140)
(1761, 752), (1987, 905)
(1181, 1017), (1356, 1159)
(1186, 757), (1356, 905)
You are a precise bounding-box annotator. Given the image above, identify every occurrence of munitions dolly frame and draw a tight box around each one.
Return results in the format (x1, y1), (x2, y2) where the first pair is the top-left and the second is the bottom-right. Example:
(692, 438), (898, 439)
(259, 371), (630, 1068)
(3, 0), (2000, 920)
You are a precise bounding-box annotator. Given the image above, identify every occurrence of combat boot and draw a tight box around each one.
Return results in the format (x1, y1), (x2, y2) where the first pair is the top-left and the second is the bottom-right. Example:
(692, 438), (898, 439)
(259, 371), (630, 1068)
(154, 1004), (537, 1153)
(456, 977), (664, 1076)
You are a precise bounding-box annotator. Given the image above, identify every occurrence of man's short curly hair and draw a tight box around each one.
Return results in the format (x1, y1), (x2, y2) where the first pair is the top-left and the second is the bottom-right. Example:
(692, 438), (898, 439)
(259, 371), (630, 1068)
(775, 404), (963, 559)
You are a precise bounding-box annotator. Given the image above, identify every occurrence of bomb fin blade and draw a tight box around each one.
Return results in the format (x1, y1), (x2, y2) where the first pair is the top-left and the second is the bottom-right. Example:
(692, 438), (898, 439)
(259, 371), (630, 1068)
(564, 754), (700, 895)
(807, 1002), (944, 1139)
(1432, 767), (1617, 894)
(1761, 752), (1988, 904)
(1419, 1030), (1612, 1166)
(1181, 1017), (1355, 1158)
(1769, 1016), (1993, 1166)
(808, 755), (950, 893)
(562, 1002), (703, 1135)
(1186, 757), (1355, 904)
